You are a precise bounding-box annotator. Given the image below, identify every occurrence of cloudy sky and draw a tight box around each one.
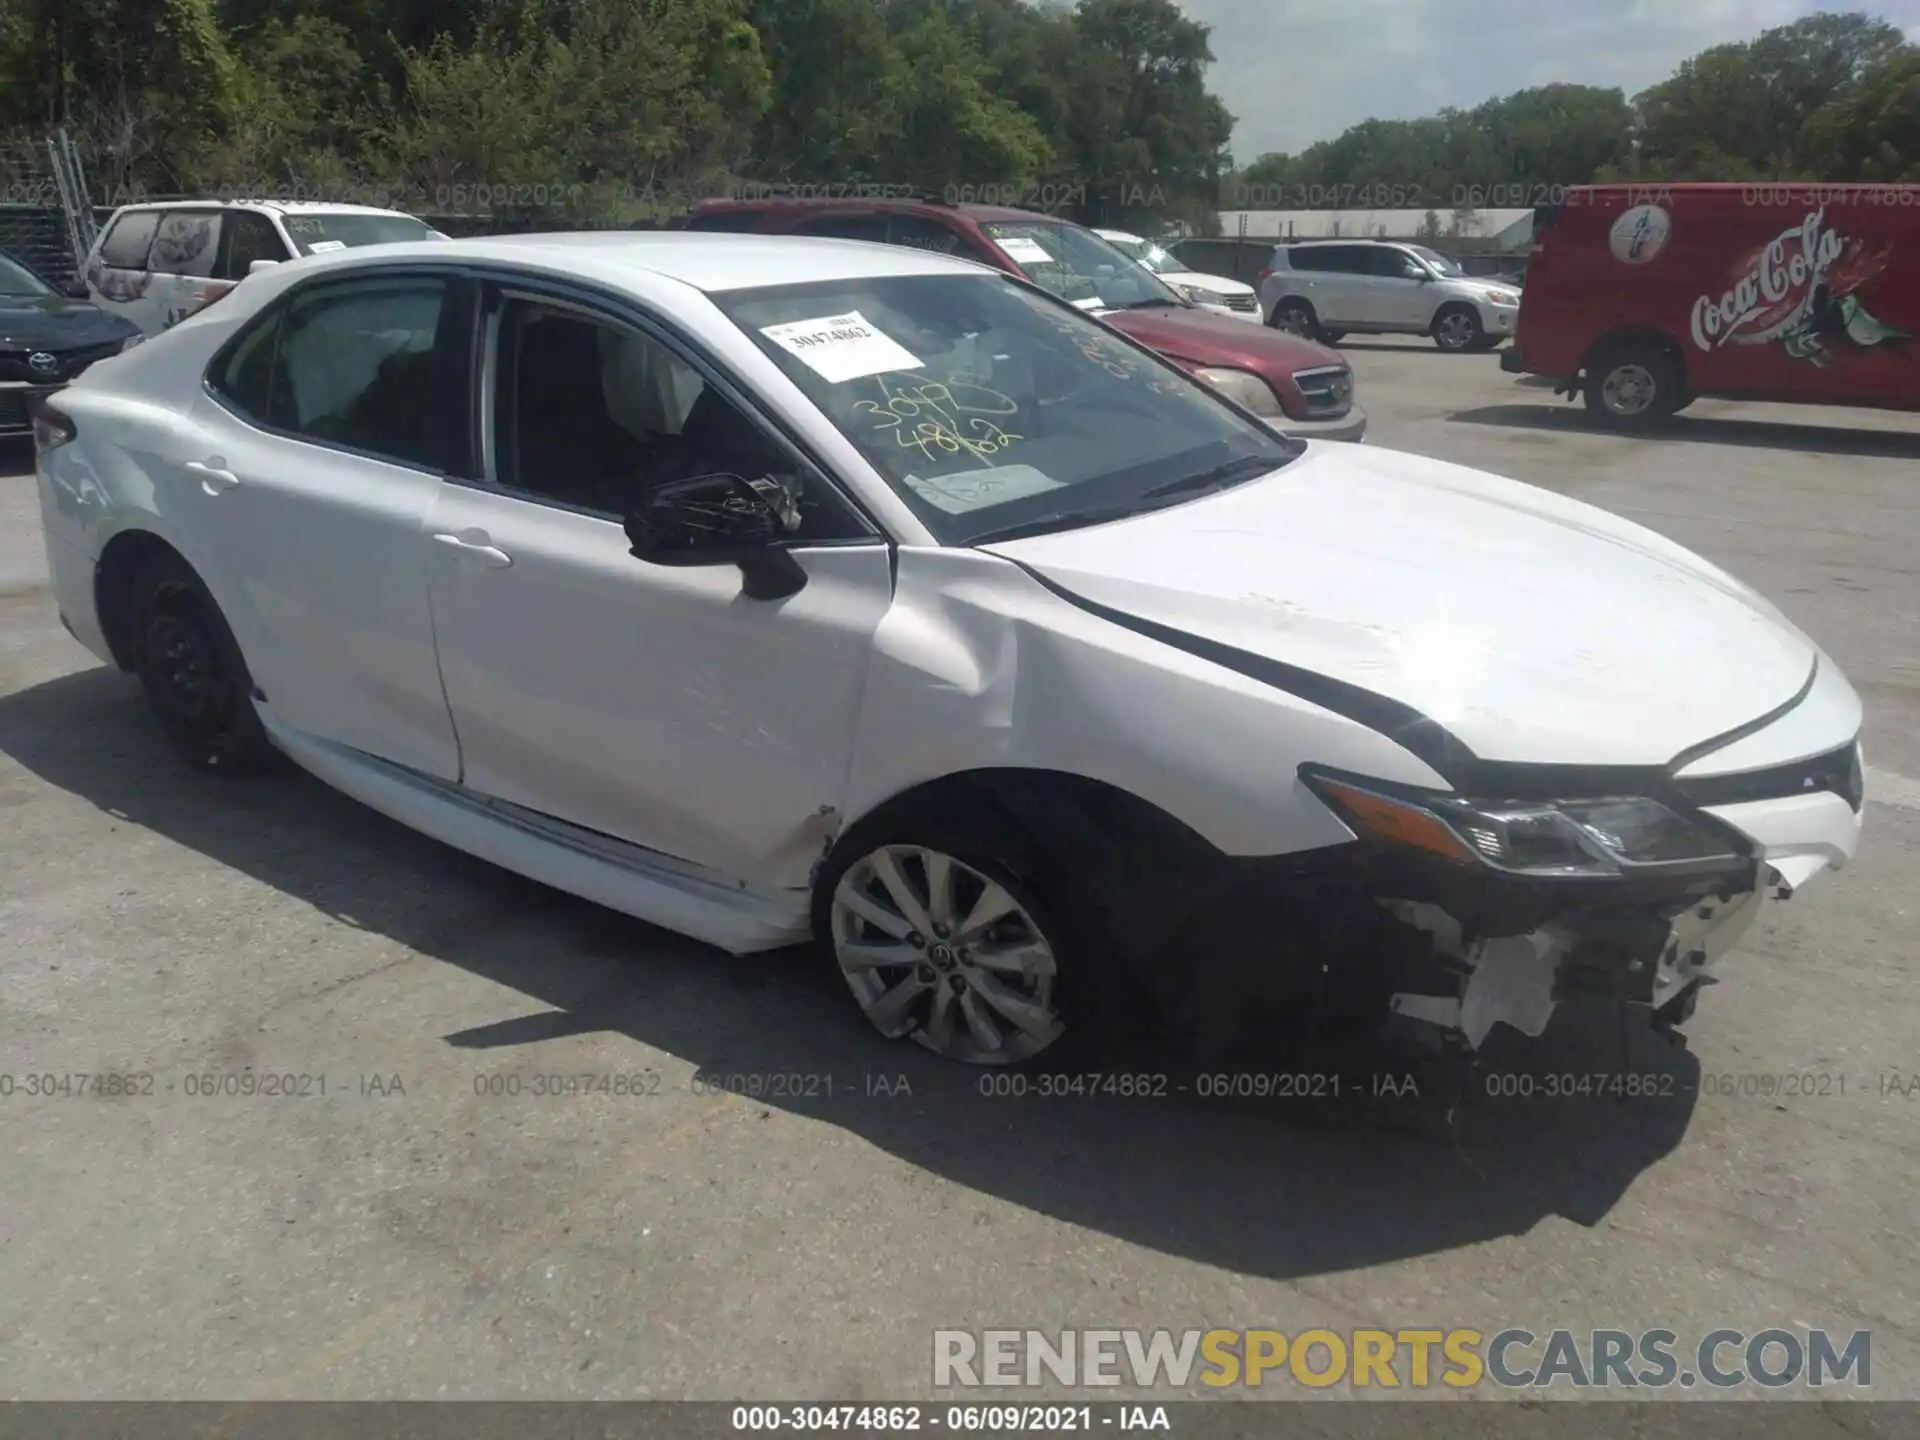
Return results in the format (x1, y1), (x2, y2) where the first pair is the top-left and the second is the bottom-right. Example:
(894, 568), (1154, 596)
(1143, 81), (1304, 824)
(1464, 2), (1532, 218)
(1180, 0), (1920, 160)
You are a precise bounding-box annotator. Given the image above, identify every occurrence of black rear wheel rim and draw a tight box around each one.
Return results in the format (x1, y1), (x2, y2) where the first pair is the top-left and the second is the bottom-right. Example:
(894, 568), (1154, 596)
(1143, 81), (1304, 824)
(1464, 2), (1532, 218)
(143, 590), (238, 747)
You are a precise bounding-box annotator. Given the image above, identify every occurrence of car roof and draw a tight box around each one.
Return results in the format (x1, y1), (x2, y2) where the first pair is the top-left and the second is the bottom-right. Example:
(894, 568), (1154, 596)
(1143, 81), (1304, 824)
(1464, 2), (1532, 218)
(108, 200), (419, 219)
(287, 231), (997, 293)
(689, 197), (1074, 226)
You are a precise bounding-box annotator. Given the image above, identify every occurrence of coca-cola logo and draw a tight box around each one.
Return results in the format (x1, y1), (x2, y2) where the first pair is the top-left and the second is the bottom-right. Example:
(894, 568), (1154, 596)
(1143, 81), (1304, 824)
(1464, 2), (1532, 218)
(1691, 209), (1845, 351)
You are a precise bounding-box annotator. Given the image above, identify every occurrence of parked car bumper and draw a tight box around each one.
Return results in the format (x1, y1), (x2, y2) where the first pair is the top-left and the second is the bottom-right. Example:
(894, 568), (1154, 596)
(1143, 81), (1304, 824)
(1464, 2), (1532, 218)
(0, 381), (60, 436)
(1272, 403), (1368, 443)
(1479, 304), (1519, 340)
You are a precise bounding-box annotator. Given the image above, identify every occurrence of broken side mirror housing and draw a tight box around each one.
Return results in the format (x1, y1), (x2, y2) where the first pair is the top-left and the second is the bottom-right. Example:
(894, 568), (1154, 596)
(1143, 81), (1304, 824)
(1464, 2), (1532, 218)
(624, 471), (808, 600)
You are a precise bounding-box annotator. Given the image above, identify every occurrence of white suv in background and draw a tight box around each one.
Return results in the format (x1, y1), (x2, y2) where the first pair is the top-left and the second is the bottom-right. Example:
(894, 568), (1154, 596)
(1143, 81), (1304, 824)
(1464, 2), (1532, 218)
(1095, 229), (1262, 321)
(1257, 240), (1520, 352)
(82, 200), (446, 337)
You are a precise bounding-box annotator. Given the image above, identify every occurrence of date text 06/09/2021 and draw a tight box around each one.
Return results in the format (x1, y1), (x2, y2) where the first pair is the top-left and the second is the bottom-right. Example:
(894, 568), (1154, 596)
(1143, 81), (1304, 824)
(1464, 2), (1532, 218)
(730, 1405), (1168, 1432)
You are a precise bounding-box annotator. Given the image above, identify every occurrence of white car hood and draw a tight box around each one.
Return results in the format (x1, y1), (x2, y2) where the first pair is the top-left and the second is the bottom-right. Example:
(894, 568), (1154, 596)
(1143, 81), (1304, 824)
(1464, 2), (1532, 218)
(1164, 269), (1255, 297)
(984, 443), (1817, 768)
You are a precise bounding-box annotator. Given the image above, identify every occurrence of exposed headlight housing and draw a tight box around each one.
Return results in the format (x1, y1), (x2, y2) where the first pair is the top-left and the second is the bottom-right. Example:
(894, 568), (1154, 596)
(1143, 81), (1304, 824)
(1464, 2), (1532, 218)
(1192, 366), (1284, 417)
(1303, 772), (1747, 879)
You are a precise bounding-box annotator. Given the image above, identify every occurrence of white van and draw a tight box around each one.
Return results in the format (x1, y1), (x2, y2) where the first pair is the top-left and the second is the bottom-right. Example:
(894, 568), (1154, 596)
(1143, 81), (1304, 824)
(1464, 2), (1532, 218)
(83, 201), (444, 337)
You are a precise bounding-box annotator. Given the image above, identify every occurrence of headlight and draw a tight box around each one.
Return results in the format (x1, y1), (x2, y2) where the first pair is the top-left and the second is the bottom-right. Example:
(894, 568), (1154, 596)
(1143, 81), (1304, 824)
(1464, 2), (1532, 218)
(1304, 773), (1746, 878)
(120, 334), (144, 352)
(1181, 285), (1225, 306)
(1192, 366), (1284, 417)
(1481, 288), (1519, 306)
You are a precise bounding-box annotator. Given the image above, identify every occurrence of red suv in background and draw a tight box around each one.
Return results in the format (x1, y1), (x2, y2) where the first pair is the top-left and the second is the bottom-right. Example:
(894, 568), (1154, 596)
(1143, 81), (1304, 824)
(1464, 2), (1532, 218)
(687, 197), (1367, 442)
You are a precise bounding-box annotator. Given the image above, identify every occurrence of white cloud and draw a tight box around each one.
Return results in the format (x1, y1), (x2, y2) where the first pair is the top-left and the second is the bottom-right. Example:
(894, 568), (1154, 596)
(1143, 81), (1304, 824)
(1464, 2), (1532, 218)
(1181, 0), (1854, 159)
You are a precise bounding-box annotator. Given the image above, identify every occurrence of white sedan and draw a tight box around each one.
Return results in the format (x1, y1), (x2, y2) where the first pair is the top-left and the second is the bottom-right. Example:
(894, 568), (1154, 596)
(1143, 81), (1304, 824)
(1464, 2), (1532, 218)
(30, 233), (1865, 1067)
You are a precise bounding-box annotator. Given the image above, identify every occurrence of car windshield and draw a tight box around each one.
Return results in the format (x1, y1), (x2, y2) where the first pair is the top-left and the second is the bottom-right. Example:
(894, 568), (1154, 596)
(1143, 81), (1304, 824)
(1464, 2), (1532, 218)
(713, 272), (1298, 546)
(279, 212), (436, 256)
(980, 221), (1184, 312)
(0, 254), (53, 296)
(1409, 245), (1465, 277)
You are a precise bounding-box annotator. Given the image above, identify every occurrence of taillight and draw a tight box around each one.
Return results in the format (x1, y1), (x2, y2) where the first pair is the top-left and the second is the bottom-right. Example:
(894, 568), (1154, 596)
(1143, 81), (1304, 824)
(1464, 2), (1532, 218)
(1256, 267), (1275, 283)
(30, 399), (76, 455)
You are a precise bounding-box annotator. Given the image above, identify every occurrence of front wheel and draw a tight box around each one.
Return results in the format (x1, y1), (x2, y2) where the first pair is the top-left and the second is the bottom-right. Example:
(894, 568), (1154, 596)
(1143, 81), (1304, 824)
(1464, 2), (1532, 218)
(1318, 329), (1347, 344)
(816, 818), (1115, 1068)
(1431, 304), (1484, 352)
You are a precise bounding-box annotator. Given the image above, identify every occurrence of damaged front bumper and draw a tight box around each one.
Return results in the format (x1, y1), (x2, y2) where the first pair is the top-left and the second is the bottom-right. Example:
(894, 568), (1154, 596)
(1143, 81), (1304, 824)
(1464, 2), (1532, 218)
(1383, 876), (1771, 1050)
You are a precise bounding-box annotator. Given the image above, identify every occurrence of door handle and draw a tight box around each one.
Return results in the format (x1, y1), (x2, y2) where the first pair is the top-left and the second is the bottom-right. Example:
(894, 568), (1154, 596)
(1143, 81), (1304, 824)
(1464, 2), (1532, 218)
(431, 530), (513, 568)
(184, 459), (240, 495)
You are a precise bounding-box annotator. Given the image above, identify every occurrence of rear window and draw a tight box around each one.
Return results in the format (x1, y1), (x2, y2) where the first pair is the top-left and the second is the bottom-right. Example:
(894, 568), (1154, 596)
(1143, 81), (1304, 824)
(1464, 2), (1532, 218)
(98, 211), (161, 269)
(279, 212), (435, 255)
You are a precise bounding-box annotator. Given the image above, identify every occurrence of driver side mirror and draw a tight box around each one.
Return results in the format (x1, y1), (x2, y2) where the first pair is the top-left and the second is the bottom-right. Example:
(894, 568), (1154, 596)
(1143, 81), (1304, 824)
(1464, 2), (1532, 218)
(248, 259), (282, 276)
(65, 279), (90, 300)
(624, 472), (808, 601)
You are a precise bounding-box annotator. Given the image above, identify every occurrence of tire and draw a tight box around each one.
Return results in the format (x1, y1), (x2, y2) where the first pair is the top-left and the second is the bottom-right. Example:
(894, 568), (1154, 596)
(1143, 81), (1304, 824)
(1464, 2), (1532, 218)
(128, 552), (277, 775)
(1318, 329), (1347, 344)
(1431, 304), (1483, 352)
(1583, 342), (1683, 427)
(813, 804), (1122, 1071)
(1465, 333), (1504, 352)
(1269, 298), (1320, 340)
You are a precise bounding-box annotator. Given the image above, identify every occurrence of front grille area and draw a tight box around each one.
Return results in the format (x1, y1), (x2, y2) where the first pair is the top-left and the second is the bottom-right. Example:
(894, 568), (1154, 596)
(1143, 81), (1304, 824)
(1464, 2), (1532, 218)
(1222, 293), (1258, 312)
(0, 388), (29, 432)
(0, 340), (121, 383)
(1291, 364), (1353, 417)
(1674, 741), (1863, 813)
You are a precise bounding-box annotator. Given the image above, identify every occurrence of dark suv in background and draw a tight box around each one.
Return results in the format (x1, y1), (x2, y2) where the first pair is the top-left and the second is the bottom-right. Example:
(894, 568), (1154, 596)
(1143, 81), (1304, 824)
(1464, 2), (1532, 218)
(687, 198), (1366, 441)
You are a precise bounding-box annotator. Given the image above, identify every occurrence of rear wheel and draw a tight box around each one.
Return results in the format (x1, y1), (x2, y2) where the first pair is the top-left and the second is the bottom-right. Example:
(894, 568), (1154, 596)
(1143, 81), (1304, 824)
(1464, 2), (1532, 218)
(1270, 298), (1320, 340)
(129, 553), (276, 774)
(1583, 342), (1683, 427)
(1318, 329), (1347, 344)
(816, 811), (1120, 1069)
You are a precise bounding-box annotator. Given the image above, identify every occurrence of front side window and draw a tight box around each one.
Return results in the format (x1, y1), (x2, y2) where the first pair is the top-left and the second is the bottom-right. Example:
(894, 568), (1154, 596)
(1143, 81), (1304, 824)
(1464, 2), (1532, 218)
(888, 216), (969, 255)
(217, 212), (291, 278)
(0, 253), (51, 296)
(97, 211), (161, 270)
(488, 299), (866, 539)
(268, 278), (447, 466)
(279, 212), (435, 256)
(149, 211), (223, 277)
(1408, 245), (1464, 277)
(1369, 247), (1429, 280)
(979, 221), (1185, 313)
(714, 273), (1299, 545)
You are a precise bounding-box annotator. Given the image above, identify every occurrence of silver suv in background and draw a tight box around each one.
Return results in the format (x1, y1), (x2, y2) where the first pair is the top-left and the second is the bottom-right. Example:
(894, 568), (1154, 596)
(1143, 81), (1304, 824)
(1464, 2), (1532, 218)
(1257, 240), (1520, 352)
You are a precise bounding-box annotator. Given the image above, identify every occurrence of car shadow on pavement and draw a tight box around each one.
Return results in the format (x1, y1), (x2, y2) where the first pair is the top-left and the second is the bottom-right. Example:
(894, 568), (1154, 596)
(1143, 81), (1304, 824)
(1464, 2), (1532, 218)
(0, 664), (1701, 1284)
(1450, 402), (1920, 458)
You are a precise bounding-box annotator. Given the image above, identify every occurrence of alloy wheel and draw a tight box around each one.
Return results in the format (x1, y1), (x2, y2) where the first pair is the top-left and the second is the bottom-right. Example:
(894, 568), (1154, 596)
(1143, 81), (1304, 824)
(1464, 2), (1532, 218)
(829, 845), (1063, 1065)
(1436, 311), (1477, 350)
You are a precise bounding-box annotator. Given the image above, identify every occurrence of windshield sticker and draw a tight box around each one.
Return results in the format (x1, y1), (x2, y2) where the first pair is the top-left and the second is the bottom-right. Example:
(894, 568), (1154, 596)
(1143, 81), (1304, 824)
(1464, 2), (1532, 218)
(307, 240), (348, 252)
(902, 463), (1065, 515)
(853, 374), (1023, 463)
(997, 236), (1056, 266)
(760, 310), (924, 384)
(1044, 315), (1138, 378)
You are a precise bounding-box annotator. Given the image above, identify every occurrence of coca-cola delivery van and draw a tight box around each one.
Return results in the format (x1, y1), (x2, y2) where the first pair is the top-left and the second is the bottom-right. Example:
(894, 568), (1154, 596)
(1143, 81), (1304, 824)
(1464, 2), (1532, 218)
(1503, 183), (1918, 427)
